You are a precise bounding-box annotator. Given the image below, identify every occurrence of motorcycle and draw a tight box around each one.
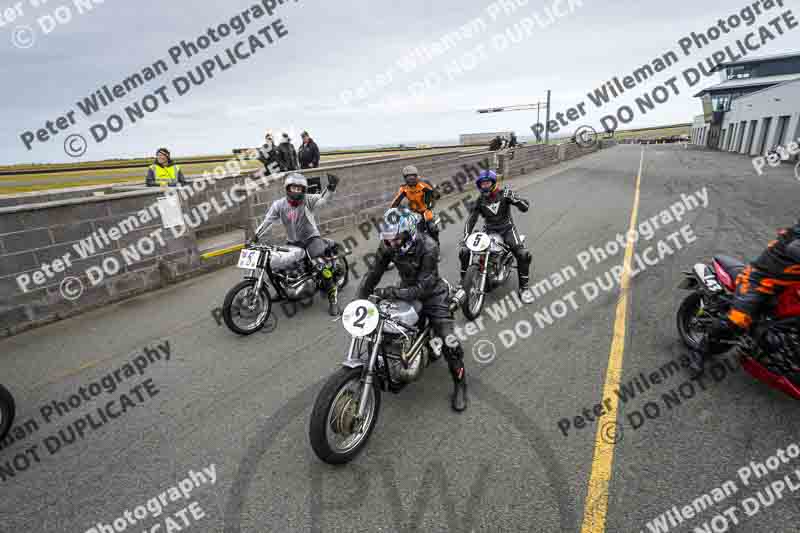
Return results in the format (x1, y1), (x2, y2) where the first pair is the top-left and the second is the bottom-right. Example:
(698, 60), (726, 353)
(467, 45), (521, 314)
(222, 240), (350, 335)
(309, 285), (465, 464)
(677, 255), (800, 399)
(0, 384), (15, 442)
(460, 231), (522, 320)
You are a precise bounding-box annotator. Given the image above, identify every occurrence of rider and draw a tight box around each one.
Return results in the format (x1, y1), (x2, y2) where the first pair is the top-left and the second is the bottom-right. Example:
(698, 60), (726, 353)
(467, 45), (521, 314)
(357, 209), (468, 412)
(390, 165), (441, 244)
(460, 170), (534, 303)
(252, 172), (342, 316)
(689, 219), (800, 377)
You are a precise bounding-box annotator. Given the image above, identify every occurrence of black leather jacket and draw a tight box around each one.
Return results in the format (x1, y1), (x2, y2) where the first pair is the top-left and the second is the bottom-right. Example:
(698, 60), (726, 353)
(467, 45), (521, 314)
(277, 141), (299, 171)
(357, 234), (446, 301)
(464, 186), (530, 234)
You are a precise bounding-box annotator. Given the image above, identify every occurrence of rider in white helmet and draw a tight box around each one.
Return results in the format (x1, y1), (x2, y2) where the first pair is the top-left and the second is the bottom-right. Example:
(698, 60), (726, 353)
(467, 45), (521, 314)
(253, 172), (342, 315)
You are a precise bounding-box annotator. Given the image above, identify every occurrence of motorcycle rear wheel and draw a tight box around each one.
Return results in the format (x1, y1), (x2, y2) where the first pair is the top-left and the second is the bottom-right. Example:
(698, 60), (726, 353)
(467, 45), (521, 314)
(0, 384), (15, 442)
(335, 256), (350, 290)
(309, 367), (380, 464)
(676, 292), (729, 355)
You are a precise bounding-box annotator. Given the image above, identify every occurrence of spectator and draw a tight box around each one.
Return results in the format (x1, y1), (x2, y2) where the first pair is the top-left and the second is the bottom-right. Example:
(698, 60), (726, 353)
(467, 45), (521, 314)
(298, 131), (321, 169)
(489, 136), (502, 151)
(277, 133), (299, 171)
(509, 132), (518, 148)
(145, 148), (187, 187)
(257, 133), (282, 174)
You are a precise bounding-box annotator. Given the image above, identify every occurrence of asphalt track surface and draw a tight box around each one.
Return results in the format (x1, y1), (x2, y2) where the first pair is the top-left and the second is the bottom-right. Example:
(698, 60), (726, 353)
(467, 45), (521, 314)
(2, 144), (800, 533)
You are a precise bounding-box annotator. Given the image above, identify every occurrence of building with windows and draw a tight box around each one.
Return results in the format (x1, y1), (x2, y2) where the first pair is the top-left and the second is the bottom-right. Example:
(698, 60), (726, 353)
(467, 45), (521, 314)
(690, 52), (800, 158)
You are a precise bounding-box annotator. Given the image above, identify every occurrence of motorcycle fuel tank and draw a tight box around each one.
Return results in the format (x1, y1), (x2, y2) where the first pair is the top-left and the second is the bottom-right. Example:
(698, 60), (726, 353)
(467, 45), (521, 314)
(380, 300), (420, 334)
(270, 245), (306, 271)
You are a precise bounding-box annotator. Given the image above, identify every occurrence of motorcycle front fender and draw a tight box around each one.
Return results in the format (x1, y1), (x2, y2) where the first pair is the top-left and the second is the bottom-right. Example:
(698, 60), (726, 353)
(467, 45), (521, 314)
(341, 336), (364, 368)
(677, 272), (699, 290)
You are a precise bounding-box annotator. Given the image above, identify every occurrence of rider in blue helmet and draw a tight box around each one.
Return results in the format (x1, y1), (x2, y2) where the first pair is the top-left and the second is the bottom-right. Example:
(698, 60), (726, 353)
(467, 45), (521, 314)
(460, 170), (534, 303)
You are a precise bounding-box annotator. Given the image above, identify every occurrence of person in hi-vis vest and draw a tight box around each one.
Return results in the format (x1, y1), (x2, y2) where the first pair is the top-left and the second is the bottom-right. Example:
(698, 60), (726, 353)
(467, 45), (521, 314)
(146, 148), (187, 187)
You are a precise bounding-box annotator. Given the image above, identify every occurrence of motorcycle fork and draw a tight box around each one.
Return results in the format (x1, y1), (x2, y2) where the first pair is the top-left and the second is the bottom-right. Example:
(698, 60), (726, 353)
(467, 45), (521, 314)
(477, 253), (489, 294)
(249, 269), (267, 303)
(357, 320), (384, 418)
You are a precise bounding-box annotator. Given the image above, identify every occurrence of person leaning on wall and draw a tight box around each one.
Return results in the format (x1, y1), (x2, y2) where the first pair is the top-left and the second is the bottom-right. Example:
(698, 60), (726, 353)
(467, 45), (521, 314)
(145, 148), (187, 187)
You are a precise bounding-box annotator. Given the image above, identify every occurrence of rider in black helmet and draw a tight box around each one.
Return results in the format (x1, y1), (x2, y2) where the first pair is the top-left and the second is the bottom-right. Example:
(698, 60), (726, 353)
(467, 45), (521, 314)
(357, 209), (468, 411)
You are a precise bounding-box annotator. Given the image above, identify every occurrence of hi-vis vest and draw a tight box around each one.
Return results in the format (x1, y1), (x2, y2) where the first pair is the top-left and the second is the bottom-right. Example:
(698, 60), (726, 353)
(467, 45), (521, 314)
(149, 164), (181, 186)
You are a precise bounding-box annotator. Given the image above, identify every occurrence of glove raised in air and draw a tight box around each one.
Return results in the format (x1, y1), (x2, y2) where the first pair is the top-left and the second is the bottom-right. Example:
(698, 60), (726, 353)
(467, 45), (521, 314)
(327, 174), (340, 191)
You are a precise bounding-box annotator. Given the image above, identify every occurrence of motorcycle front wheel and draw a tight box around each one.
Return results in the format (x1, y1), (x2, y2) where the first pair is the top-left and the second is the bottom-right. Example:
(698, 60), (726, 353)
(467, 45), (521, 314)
(222, 279), (273, 335)
(0, 384), (16, 442)
(309, 367), (380, 464)
(676, 292), (729, 354)
(462, 264), (486, 321)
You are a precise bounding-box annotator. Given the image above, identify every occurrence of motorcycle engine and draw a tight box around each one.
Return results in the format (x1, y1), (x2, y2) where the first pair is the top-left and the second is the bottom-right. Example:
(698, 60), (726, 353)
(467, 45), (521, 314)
(282, 267), (317, 300)
(382, 332), (427, 384)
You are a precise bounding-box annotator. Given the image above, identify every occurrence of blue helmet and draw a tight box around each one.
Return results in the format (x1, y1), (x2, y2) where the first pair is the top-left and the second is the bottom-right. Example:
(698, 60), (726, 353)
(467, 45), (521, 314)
(380, 208), (418, 254)
(475, 170), (498, 195)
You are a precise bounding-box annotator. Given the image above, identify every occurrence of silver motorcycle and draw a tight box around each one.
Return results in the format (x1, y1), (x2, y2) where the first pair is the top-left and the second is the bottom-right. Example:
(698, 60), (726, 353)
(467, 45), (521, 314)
(460, 231), (523, 320)
(222, 241), (350, 335)
(309, 286), (464, 464)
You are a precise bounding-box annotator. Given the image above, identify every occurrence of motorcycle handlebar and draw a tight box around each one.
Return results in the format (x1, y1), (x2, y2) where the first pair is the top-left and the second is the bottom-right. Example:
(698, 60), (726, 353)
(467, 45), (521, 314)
(247, 243), (292, 253)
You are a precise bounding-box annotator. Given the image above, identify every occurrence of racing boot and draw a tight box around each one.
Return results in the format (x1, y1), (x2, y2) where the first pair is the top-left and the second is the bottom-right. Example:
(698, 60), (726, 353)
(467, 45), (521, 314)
(687, 350), (706, 379)
(518, 273), (535, 305)
(445, 346), (468, 412)
(327, 287), (341, 317)
(688, 317), (733, 378)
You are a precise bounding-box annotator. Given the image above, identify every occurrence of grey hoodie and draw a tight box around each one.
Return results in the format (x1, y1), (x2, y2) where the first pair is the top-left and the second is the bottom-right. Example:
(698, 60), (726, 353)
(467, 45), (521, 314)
(255, 188), (335, 244)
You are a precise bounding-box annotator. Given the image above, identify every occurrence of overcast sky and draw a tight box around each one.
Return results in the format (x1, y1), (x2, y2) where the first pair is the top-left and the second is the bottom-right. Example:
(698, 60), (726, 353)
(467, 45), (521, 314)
(2, 0), (800, 164)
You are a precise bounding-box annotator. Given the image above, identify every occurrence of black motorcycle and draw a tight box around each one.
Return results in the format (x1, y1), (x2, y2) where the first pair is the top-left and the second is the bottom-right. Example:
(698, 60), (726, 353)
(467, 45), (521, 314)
(0, 384), (15, 442)
(222, 240), (350, 334)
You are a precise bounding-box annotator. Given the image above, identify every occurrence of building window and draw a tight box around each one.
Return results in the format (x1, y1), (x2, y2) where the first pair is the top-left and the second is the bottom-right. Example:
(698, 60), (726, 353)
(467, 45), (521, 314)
(711, 94), (732, 112)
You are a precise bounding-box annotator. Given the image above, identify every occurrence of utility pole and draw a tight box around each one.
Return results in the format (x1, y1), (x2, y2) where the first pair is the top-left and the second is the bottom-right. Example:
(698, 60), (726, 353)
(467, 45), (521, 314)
(475, 92), (551, 144)
(545, 90), (552, 145)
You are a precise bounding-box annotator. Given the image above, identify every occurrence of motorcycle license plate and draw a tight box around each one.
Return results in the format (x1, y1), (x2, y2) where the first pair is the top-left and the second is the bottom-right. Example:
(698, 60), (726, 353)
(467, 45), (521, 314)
(237, 249), (261, 269)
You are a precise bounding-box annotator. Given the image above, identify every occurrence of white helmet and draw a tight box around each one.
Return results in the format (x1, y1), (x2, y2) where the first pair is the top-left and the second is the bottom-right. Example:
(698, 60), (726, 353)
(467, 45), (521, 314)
(402, 165), (419, 186)
(285, 173), (308, 204)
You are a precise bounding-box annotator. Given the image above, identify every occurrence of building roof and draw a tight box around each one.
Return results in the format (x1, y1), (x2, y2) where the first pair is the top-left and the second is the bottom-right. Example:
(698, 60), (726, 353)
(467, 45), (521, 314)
(693, 73), (800, 97)
(710, 51), (800, 72)
(729, 77), (800, 106)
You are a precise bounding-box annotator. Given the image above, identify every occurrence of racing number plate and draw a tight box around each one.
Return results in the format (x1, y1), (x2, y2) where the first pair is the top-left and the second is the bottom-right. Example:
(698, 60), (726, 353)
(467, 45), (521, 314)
(342, 300), (380, 337)
(466, 232), (491, 252)
(237, 249), (261, 269)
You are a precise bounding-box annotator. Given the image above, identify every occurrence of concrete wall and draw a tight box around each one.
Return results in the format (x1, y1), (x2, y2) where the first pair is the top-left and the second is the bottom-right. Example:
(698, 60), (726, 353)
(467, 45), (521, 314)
(0, 141), (603, 337)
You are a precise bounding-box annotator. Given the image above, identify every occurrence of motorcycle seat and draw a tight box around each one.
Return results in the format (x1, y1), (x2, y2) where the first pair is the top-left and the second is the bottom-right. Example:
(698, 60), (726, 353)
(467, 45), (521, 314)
(713, 255), (746, 278)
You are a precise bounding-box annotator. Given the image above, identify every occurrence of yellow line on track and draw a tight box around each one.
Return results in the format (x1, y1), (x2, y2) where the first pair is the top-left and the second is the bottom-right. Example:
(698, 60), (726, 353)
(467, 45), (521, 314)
(580, 147), (644, 533)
